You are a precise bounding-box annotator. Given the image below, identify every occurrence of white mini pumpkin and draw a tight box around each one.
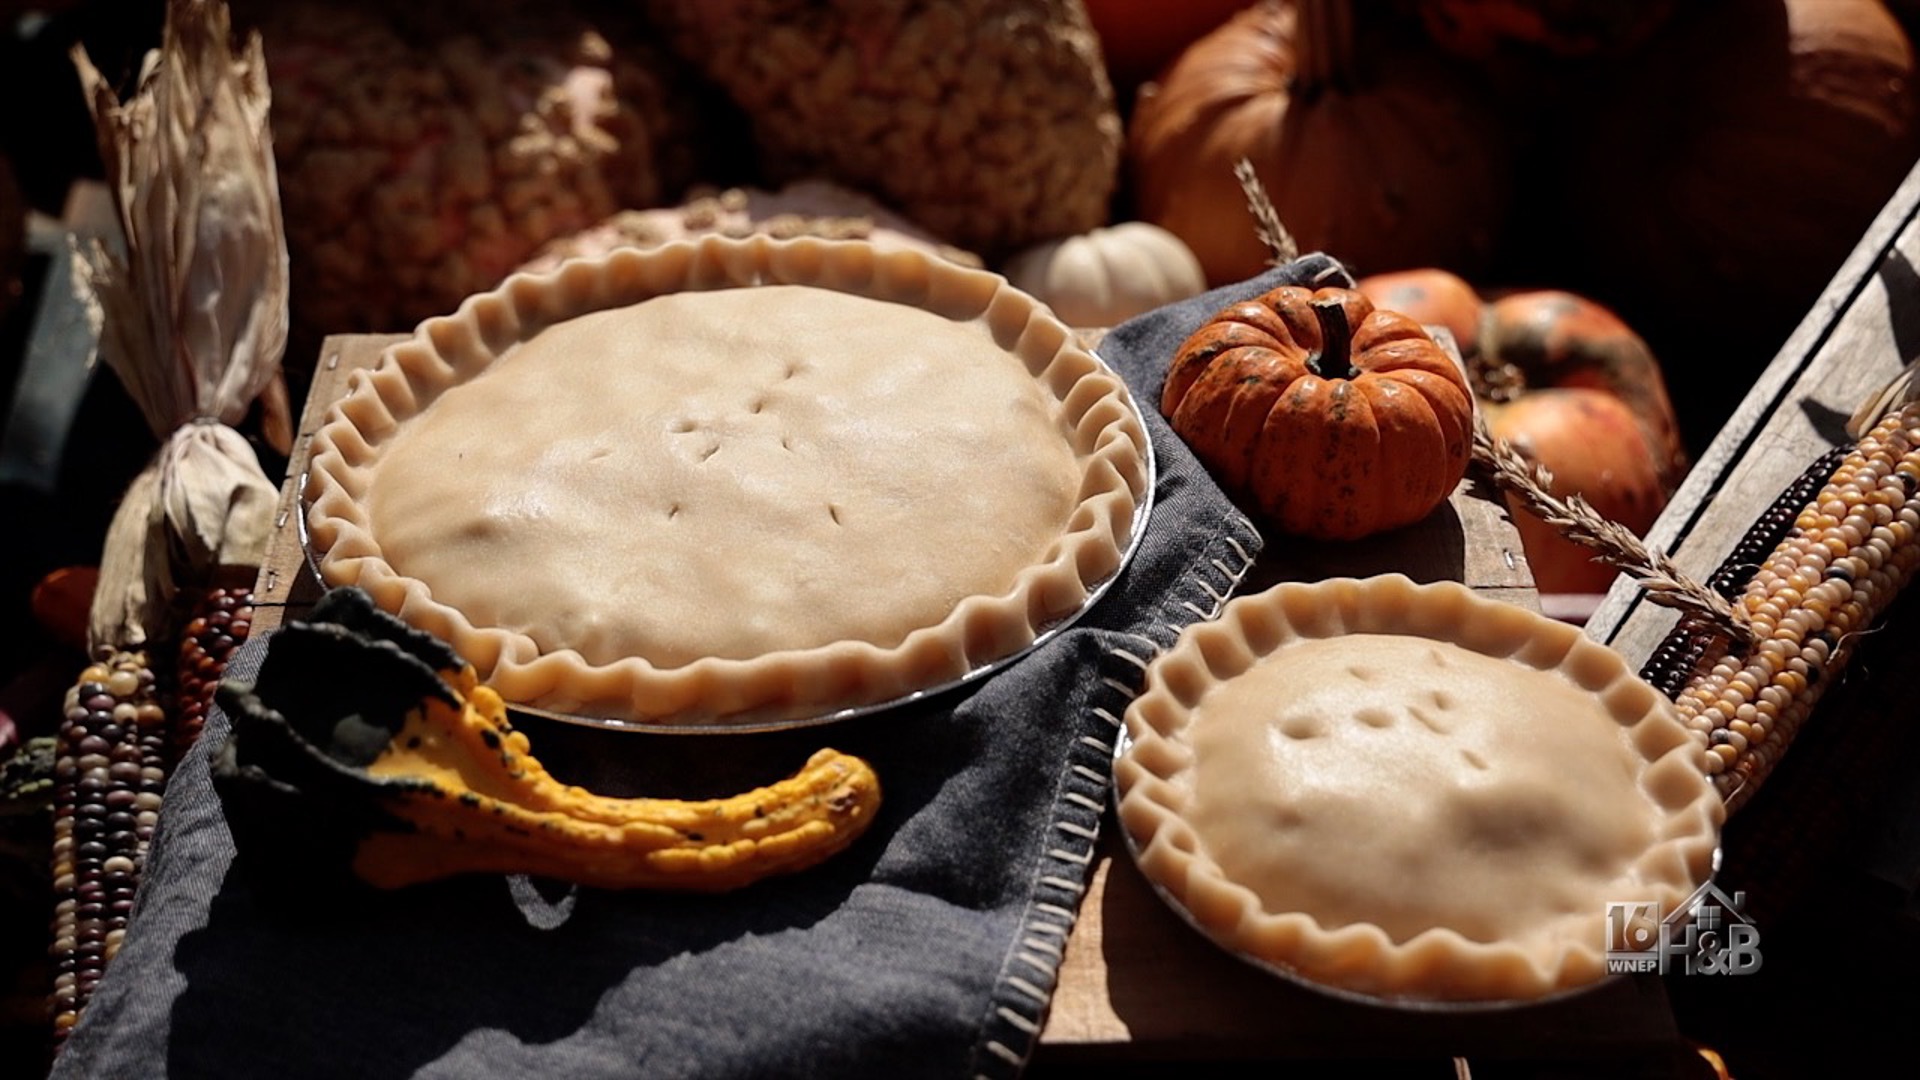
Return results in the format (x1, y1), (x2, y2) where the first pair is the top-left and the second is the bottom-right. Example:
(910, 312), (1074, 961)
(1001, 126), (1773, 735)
(1003, 222), (1206, 328)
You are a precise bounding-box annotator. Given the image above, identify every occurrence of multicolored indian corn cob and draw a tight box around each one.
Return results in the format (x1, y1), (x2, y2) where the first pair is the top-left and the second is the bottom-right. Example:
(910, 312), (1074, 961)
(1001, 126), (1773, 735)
(1704, 443), (1856, 600)
(49, 651), (167, 1046)
(1656, 399), (1920, 812)
(1639, 443), (1851, 700)
(52, 0), (287, 1051)
(173, 586), (255, 765)
(48, 589), (255, 1048)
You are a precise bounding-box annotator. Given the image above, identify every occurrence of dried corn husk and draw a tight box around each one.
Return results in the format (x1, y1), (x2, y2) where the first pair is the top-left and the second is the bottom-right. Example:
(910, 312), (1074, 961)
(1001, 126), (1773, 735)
(86, 463), (167, 652)
(157, 421), (278, 580)
(1849, 356), (1920, 440)
(74, 0), (285, 430)
(71, 0), (287, 650)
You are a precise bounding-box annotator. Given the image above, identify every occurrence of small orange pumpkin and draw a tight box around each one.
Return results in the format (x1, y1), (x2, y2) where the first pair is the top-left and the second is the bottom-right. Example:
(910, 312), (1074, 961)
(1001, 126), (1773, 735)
(1163, 286), (1475, 539)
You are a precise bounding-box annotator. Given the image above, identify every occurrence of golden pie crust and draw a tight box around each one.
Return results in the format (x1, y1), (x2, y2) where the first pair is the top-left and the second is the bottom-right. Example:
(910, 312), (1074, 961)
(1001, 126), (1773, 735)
(1114, 575), (1723, 1003)
(304, 236), (1150, 725)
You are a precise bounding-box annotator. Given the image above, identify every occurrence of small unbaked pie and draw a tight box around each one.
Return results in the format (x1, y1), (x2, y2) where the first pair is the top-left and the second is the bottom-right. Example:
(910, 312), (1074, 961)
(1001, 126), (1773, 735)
(1114, 575), (1723, 1003)
(305, 236), (1150, 726)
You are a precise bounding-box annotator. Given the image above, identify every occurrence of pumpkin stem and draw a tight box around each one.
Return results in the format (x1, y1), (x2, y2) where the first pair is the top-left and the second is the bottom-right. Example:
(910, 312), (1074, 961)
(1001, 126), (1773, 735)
(1295, 0), (1357, 96)
(1309, 297), (1356, 380)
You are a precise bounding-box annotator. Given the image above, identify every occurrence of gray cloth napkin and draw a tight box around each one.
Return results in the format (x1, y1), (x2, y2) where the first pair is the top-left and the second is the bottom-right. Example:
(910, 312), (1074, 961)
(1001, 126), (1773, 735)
(51, 257), (1345, 1080)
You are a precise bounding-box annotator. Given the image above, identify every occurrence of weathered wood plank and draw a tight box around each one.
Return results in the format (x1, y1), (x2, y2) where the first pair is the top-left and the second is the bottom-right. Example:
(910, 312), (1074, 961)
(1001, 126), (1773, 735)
(1589, 159), (1920, 662)
(1249, 473), (1533, 601)
(251, 334), (405, 635)
(1558, 162), (1920, 1080)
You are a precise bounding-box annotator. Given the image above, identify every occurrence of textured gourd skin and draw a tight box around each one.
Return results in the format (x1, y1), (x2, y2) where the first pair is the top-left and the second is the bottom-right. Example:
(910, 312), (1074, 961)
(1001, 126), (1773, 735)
(640, 0), (1122, 260)
(238, 1), (714, 345)
(1162, 286), (1474, 540)
(213, 589), (881, 893)
(355, 676), (880, 891)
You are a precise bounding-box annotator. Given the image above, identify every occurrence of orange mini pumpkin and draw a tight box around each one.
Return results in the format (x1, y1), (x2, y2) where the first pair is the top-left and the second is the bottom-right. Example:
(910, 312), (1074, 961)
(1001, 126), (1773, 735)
(1163, 286), (1475, 540)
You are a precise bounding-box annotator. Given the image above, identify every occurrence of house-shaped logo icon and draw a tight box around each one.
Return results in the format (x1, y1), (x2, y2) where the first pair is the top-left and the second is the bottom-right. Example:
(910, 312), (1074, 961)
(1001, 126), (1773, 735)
(1606, 886), (1762, 976)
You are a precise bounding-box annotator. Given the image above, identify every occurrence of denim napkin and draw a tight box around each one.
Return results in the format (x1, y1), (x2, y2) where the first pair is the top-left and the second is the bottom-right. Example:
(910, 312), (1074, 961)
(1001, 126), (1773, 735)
(51, 256), (1347, 1080)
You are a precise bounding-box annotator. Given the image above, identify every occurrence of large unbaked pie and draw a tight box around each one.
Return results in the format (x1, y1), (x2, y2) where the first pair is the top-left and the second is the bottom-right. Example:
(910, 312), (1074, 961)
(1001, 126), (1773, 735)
(304, 236), (1150, 726)
(1114, 575), (1723, 1003)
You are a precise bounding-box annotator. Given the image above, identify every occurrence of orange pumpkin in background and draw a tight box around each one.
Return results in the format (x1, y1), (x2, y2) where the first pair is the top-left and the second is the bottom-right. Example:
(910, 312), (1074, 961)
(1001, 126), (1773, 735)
(1490, 389), (1668, 594)
(1558, 0), (1919, 367)
(1163, 284), (1475, 540)
(1359, 268), (1685, 594)
(1081, 0), (1255, 95)
(1129, 0), (1510, 288)
(1361, 267), (1486, 356)
(30, 566), (98, 655)
(1477, 289), (1685, 487)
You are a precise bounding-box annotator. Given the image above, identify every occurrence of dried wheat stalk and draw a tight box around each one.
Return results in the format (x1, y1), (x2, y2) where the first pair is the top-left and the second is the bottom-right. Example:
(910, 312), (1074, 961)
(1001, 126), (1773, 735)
(1235, 158), (1298, 267)
(1234, 150), (1736, 640)
(1473, 422), (1754, 644)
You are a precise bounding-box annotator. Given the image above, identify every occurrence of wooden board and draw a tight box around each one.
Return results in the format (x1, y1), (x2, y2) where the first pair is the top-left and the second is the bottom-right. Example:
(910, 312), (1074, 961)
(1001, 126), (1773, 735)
(1588, 160), (1920, 665)
(253, 331), (1659, 1066)
(250, 334), (405, 635)
(1042, 832), (1677, 1061)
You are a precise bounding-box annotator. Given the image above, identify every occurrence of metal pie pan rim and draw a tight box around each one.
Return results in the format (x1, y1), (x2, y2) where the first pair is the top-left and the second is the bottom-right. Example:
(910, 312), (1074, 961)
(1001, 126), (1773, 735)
(297, 349), (1157, 734)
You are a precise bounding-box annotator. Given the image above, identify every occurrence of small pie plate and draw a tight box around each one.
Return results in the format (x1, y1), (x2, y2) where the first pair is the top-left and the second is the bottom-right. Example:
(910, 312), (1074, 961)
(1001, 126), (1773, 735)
(1110, 574), (1725, 1006)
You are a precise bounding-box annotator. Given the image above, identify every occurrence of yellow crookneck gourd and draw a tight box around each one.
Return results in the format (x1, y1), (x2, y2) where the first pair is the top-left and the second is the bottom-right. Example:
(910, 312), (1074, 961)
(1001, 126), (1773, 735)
(213, 588), (881, 893)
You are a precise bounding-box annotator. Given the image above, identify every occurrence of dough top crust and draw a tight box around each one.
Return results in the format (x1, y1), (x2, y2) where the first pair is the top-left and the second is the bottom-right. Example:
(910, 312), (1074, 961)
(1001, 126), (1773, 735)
(365, 286), (1081, 669)
(305, 237), (1150, 725)
(1115, 575), (1724, 1003)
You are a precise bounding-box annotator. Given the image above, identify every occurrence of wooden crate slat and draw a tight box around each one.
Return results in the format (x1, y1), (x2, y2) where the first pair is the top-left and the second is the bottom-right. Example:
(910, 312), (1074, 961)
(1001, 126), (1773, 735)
(252, 334), (406, 635)
(1590, 159), (1920, 663)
